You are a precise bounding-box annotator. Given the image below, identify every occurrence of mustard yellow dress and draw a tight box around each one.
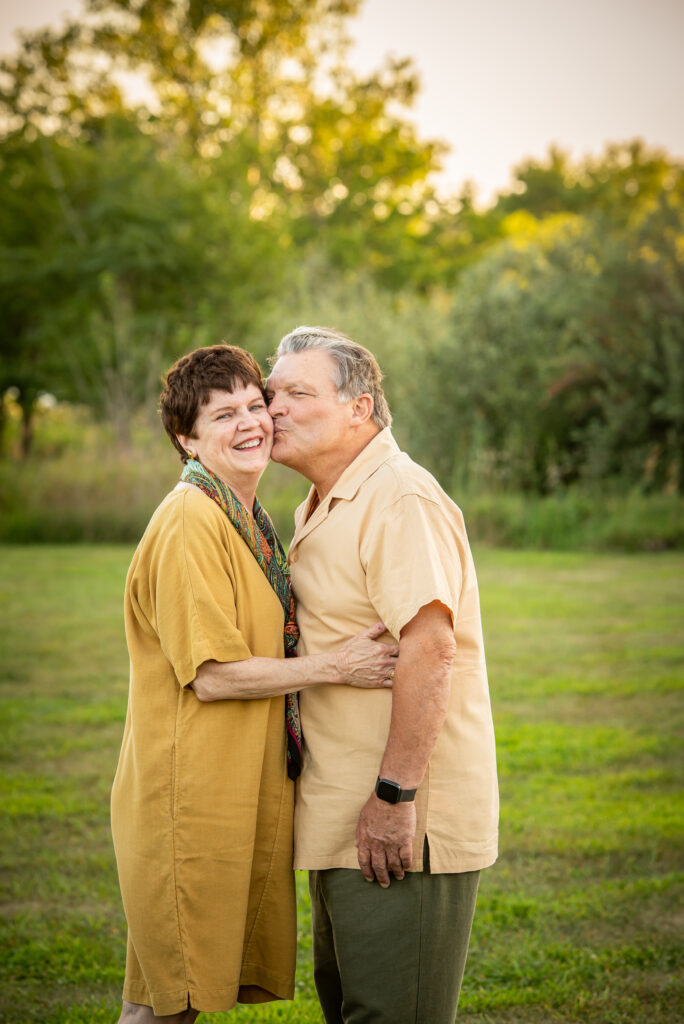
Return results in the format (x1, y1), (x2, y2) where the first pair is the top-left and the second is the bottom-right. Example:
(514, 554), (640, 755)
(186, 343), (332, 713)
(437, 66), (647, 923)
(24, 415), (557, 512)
(111, 487), (296, 1016)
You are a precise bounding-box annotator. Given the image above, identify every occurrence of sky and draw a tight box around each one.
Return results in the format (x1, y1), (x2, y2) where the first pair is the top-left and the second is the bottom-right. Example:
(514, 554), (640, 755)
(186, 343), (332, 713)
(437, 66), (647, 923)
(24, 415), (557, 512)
(2, 0), (683, 203)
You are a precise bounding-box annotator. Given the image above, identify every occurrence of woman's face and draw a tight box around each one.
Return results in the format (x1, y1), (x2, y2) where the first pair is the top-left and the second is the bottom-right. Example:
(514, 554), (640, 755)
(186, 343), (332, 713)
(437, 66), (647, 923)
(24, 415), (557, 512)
(178, 384), (273, 489)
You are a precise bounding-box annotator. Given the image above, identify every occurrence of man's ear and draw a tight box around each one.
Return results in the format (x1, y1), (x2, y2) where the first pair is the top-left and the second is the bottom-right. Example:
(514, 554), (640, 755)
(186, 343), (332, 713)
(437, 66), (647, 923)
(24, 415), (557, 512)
(350, 394), (374, 425)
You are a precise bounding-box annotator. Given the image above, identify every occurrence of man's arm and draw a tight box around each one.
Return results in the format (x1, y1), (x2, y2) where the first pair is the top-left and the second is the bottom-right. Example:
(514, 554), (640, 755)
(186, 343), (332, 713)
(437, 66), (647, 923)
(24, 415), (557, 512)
(355, 600), (455, 887)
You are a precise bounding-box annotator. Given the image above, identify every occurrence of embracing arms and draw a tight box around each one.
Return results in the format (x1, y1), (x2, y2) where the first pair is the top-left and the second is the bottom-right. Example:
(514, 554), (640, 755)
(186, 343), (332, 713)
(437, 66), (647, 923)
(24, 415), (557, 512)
(192, 621), (398, 701)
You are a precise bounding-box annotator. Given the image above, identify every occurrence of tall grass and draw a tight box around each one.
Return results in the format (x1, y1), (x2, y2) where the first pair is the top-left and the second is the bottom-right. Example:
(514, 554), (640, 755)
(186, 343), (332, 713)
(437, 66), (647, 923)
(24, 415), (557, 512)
(462, 489), (684, 552)
(2, 399), (683, 550)
(0, 401), (309, 544)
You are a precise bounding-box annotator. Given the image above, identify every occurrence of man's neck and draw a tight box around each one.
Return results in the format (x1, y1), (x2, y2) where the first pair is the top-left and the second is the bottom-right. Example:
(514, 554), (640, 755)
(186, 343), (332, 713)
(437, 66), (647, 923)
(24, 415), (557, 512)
(311, 425), (381, 502)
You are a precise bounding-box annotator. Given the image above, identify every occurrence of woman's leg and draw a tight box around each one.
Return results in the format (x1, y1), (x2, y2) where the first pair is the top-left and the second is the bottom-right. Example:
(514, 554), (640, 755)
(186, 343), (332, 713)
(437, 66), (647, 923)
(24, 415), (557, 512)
(117, 1000), (199, 1024)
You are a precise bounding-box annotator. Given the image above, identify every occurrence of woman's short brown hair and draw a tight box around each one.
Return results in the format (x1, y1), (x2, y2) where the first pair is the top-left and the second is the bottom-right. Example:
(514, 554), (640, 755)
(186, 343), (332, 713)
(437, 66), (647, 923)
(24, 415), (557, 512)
(159, 344), (265, 462)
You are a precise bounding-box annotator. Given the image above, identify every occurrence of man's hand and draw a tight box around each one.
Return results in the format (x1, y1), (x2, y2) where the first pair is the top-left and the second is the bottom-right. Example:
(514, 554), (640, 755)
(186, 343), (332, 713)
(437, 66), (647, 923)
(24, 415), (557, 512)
(355, 792), (416, 888)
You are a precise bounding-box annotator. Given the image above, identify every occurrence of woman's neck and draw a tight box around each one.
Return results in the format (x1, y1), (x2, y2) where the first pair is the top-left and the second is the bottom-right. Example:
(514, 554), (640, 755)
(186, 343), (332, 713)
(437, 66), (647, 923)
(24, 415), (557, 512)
(218, 472), (259, 512)
(229, 484), (256, 512)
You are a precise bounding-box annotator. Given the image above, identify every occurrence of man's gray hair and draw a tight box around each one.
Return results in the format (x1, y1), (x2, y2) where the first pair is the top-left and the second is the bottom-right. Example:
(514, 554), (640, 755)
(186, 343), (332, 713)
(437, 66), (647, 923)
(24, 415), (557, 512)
(274, 326), (392, 429)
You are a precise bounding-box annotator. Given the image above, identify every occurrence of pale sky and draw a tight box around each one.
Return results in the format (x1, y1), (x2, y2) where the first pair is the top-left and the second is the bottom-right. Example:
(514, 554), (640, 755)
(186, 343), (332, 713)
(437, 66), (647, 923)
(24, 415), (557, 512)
(2, 0), (683, 203)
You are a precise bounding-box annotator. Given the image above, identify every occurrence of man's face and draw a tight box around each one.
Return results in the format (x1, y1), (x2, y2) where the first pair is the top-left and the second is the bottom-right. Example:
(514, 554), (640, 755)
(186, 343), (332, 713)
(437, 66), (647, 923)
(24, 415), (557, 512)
(266, 349), (354, 476)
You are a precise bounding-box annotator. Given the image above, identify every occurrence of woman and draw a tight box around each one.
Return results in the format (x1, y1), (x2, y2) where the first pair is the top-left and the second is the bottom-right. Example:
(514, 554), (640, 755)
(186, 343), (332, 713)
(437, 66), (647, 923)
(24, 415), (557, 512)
(111, 344), (397, 1023)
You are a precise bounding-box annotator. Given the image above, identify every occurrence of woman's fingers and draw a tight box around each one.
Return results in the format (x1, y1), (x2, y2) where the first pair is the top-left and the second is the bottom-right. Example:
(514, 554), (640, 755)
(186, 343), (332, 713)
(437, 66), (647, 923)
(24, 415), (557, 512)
(338, 625), (400, 687)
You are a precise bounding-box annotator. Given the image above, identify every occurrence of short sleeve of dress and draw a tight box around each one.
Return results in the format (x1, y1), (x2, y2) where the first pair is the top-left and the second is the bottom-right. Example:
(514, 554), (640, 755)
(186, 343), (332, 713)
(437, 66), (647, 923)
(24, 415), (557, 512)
(133, 491), (253, 687)
(360, 492), (464, 642)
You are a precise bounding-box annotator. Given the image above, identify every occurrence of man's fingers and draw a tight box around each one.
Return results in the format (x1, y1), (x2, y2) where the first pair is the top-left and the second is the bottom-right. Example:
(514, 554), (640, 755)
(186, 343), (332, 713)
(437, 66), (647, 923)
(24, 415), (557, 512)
(399, 842), (413, 870)
(356, 844), (375, 882)
(386, 848), (406, 880)
(370, 848), (391, 888)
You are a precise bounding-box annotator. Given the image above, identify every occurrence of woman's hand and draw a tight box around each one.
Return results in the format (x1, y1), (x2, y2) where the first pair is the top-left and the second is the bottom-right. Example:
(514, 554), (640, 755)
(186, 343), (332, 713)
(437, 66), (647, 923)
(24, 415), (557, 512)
(335, 622), (399, 688)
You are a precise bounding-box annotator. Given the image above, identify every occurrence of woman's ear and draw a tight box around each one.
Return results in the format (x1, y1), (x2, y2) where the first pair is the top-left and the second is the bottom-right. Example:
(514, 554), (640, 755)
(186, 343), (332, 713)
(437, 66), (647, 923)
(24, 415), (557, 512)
(177, 434), (194, 457)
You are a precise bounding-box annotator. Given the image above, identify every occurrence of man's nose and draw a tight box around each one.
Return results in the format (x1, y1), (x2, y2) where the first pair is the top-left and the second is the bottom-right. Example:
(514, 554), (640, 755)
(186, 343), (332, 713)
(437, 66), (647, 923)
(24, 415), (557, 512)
(268, 393), (284, 416)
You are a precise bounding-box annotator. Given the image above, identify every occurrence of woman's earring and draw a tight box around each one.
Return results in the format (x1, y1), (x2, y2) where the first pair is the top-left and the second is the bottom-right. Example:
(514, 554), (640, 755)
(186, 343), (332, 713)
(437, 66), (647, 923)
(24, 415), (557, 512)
(186, 450), (197, 461)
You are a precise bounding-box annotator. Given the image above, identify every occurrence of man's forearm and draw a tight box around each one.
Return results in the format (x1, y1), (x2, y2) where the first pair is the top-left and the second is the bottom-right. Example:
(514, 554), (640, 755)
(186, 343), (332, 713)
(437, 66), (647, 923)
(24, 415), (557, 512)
(378, 638), (452, 789)
(355, 603), (455, 885)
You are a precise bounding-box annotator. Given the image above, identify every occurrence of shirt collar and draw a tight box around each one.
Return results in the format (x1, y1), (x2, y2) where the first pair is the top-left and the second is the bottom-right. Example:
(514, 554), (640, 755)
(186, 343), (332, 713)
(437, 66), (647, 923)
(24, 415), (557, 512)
(327, 427), (400, 502)
(290, 429), (400, 553)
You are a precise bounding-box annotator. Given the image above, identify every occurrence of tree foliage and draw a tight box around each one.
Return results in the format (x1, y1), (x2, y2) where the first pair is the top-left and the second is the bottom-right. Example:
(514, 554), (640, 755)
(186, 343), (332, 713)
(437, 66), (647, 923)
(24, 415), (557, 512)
(417, 197), (684, 494)
(1, 2), (683, 493)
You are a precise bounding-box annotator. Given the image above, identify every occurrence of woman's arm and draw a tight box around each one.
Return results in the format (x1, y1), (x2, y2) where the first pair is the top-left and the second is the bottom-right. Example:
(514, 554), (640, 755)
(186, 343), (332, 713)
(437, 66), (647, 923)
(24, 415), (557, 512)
(192, 621), (398, 701)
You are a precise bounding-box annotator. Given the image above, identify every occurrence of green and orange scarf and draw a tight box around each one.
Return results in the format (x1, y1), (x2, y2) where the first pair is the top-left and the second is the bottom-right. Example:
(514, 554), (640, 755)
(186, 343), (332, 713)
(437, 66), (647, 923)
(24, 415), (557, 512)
(181, 458), (302, 780)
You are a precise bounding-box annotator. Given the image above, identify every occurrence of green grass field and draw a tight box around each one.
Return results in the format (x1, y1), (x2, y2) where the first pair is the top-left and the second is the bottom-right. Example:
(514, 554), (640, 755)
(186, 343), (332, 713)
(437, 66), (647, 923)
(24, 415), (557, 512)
(1, 546), (682, 1023)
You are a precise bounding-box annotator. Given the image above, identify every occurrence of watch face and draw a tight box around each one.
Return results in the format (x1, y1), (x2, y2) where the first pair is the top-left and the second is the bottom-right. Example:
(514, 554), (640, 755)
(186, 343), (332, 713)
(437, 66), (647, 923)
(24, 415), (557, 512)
(376, 779), (401, 804)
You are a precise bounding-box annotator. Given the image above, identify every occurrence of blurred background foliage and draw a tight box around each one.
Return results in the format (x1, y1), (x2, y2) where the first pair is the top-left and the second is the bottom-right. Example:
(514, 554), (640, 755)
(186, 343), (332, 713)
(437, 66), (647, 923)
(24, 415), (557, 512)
(1, 0), (683, 545)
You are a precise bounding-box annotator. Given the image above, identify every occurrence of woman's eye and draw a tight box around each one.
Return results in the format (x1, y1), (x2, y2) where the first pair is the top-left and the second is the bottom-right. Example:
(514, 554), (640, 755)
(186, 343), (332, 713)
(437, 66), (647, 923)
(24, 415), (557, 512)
(250, 403), (266, 412)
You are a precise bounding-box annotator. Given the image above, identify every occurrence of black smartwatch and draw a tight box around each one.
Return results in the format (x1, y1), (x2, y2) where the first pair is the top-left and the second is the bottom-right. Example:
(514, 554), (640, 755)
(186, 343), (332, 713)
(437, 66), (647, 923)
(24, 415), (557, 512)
(375, 777), (417, 804)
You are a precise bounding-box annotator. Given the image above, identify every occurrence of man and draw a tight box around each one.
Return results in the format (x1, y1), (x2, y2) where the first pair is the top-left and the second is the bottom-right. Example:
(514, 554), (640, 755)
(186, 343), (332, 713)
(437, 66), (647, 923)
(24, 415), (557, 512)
(266, 326), (498, 1024)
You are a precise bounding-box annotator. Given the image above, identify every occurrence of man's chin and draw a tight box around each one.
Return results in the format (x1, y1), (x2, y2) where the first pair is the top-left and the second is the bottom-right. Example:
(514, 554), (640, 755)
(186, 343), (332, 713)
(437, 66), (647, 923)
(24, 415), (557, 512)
(270, 442), (294, 468)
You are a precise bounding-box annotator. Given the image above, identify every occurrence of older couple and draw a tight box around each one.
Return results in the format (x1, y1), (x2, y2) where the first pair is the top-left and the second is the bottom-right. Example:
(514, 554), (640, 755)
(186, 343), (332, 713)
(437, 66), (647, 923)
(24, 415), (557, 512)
(111, 328), (498, 1024)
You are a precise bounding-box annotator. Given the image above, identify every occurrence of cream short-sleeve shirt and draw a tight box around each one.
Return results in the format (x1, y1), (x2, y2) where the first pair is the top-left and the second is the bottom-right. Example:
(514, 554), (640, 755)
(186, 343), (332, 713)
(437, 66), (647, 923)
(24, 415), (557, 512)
(289, 429), (498, 874)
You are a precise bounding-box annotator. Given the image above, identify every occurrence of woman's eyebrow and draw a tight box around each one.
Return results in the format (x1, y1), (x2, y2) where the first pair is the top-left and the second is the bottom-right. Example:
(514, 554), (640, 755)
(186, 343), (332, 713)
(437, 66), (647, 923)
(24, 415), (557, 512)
(206, 402), (237, 416)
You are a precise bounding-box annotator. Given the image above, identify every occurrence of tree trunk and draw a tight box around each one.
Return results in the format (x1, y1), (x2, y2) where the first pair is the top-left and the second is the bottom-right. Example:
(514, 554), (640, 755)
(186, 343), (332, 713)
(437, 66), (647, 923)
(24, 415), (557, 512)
(0, 398), (6, 459)
(20, 400), (34, 459)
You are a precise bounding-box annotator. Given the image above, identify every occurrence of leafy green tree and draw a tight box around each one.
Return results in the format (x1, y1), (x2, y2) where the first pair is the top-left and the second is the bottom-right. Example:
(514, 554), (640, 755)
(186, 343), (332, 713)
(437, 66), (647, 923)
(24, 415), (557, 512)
(1, 0), (450, 291)
(0, 117), (285, 447)
(494, 140), (684, 225)
(0, 1), (359, 141)
(418, 198), (684, 495)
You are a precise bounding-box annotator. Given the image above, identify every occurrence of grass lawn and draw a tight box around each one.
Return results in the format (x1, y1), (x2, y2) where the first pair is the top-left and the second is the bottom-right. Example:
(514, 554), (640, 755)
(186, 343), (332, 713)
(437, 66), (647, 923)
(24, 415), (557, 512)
(1, 545), (682, 1023)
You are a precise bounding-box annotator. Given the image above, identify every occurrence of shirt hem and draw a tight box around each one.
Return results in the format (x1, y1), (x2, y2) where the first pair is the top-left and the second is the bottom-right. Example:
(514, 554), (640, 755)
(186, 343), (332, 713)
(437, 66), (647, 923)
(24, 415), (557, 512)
(294, 843), (498, 874)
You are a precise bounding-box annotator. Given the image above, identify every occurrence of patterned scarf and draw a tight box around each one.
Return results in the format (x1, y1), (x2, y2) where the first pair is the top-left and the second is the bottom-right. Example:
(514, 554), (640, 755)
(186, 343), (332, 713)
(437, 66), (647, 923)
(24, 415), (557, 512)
(181, 458), (302, 780)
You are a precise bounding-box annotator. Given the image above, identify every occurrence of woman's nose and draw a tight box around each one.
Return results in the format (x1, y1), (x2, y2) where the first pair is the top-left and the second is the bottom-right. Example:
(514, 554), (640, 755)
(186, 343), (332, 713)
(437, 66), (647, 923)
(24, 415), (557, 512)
(238, 407), (261, 428)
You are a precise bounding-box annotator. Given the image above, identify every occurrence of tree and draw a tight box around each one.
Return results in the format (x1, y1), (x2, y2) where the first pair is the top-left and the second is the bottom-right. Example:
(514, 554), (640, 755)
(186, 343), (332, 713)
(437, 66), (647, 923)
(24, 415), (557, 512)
(0, 116), (285, 447)
(494, 140), (684, 226)
(0, 0), (450, 292)
(417, 197), (684, 495)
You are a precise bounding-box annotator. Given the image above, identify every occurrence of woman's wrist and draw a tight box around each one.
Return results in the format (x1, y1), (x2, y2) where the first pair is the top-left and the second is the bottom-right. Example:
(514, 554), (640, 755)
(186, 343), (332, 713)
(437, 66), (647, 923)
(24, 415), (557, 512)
(315, 651), (346, 685)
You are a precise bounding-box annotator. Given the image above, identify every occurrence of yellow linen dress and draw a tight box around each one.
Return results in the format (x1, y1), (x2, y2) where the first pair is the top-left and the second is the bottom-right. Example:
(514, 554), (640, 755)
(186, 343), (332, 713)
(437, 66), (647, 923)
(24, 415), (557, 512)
(111, 487), (296, 1016)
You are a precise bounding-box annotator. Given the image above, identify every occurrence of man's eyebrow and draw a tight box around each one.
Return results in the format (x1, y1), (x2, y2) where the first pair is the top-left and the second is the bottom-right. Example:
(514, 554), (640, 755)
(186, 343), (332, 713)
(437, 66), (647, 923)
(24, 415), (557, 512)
(266, 379), (311, 391)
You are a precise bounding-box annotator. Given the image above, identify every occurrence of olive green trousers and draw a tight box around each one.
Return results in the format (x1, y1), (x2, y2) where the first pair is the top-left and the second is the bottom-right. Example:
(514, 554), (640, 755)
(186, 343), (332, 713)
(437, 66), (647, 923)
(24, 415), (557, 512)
(308, 847), (480, 1024)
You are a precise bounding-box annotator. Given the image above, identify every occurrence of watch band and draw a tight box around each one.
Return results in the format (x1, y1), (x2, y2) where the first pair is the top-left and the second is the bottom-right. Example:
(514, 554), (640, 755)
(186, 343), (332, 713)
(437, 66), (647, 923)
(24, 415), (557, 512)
(375, 776), (417, 804)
